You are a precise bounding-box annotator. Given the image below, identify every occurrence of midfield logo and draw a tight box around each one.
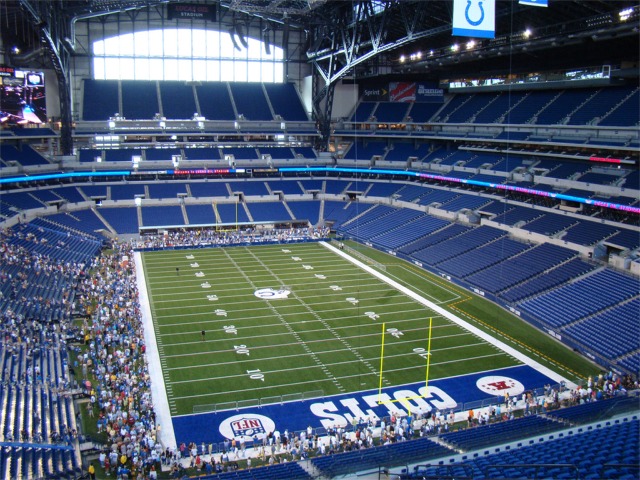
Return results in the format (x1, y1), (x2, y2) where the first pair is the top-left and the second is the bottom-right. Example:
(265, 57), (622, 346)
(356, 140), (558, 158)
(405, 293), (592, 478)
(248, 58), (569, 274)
(254, 288), (291, 299)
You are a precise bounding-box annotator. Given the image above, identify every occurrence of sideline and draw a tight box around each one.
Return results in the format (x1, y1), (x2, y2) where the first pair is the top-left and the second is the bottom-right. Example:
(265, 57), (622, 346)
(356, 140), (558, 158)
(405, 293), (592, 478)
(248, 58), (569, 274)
(133, 252), (177, 450)
(320, 241), (576, 389)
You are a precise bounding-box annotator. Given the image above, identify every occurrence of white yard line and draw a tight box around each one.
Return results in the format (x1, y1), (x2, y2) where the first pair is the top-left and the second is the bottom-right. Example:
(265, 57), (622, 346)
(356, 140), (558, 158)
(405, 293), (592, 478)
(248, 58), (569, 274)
(134, 252), (178, 450)
(320, 241), (577, 388)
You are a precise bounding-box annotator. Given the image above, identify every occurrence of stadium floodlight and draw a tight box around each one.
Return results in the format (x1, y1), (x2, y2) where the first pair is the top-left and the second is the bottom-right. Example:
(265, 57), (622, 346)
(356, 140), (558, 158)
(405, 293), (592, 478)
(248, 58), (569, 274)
(108, 120), (116, 130)
(619, 7), (633, 21)
(466, 40), (476, 50)
(524, 28), (532, 38)
(159, 121), (166, 129)
(451, 43), (459, 52)
(399, 54), (406, 63)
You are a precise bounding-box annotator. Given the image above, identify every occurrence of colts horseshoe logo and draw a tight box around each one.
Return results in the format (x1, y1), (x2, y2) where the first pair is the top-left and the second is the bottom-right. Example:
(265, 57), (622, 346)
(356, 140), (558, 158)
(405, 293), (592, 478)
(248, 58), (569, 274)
(465, 0), (485, 26)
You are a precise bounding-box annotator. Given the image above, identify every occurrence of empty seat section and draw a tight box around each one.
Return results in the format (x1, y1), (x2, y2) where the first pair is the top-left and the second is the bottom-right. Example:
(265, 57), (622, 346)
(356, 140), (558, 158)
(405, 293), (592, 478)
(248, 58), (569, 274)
(258, 146), (294, 159)
(227, 181), (268, 195)
(499, 258), (597, 303)
(103, 148), (142, 162)
(561, 221), (618, 246)
(517, 268), (639, 328)
(110, 184), (145, 200)
(474, 91), (527, 124)
(0, 145), (49, 166)
(121, 80), (159, 120)
(373, 214), (449, 250)
(267, 180), (303, 194)
(438, 238), (531, 278)
(373, 102), (410, 122)
(82, 79), (119, 121)
(599, 89), (640, 126)
(413, 226), (506, 266)
(399, 223), (471, 255)
(408, 102), (442, 122)
(350, 102), (376, 122)
(264, 83), (308, 121)
(145, 148), (182, 161)
(466, 243), (576, 294)
(216, 203), (249, 224)
(189, 182), (230, 197)
(567, 87), (634, 125)
(147, 183), (188, 198)
(196, 83), (235, 120)
(160, 81), (197, 119)
(565, 298), (640, 358)
(185, 205), (216, 225)
(182, 147), (221, 161)
(446, 93), (500, 123)
(229, 83), (272, 121)
(287, 201), (320, 225)
(344, 140), (387, 160)
(97, 207), (139, 234)
(141, 206), (184, 227)
(535, 89), (592, 125)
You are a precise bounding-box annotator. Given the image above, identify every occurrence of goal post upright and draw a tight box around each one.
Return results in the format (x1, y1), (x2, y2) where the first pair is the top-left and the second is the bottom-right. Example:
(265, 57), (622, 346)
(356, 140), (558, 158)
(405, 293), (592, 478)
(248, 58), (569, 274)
(377, 322), (386, 404)
(377, 316), (435, 413)
(425, 316), (433, 388)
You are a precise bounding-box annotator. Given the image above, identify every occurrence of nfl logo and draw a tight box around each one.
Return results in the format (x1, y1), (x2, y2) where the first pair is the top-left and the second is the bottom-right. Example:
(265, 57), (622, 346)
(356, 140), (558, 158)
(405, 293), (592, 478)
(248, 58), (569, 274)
(231, 418), (266, 437)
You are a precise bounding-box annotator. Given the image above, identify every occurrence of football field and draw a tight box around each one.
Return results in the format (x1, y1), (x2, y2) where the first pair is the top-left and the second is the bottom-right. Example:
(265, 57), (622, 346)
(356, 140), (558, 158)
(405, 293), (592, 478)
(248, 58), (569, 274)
(140, 241), (522, 417)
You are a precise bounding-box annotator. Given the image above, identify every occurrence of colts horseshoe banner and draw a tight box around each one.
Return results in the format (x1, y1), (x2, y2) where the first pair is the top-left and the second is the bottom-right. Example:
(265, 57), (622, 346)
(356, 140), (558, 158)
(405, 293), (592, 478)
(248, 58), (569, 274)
(452, 0), (496, 39)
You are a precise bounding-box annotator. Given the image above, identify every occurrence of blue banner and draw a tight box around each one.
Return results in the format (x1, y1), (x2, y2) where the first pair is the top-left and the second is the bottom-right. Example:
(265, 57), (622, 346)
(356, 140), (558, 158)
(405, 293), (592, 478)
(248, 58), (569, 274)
(452, 0), (496, 39)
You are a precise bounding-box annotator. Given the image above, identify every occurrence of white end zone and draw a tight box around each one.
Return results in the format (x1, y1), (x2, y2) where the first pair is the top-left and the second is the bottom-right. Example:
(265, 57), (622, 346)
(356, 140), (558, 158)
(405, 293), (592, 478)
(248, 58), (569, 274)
(320, 241), (576, 389)
(134, 252), (177, 450)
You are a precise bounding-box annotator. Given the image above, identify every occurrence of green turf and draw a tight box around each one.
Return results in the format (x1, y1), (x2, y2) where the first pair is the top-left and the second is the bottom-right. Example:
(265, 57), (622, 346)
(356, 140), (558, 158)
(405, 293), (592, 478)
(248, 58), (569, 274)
(141, 242), (529, 415)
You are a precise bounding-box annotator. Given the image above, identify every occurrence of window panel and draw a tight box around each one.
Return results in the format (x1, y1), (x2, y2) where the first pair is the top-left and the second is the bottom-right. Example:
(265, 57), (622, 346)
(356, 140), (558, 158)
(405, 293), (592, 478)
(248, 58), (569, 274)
(163, 29), (178, 57)
(177, 59), (193, 81)
(134, 31), (149, 57)
(177, 29), (192, 57)
(260, 62), (274, 83)
(149, 59), (164, 80)
(164, 58), (179, 81)
(148, 30), (164, 57)
(119, 33), (135, 56)
(93, 57), (106, 79)
(92, 28), (283, 83)
(135, 58), (150, 81)
(234, 60), (248, 82)
(192, 30), (207, 58)
(193, 60), (207, 81)
(220, 60), (234, 81)
(206, 60), (221, 82)
(119, 58), (135, 80)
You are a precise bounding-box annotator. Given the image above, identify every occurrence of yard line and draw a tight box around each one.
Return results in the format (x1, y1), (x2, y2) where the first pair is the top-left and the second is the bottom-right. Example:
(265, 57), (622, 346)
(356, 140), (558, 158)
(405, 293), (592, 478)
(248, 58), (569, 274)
(152, 298), (427, 321)
(171, 351), (511, 402)
(160, 323), (470, 359)
(165, 338), (491, 373)
(156, 307), (440, 332)
(148, 280), (404, 308)
(145, 268), (384, 291)
(245, 248), (386, 387)
(221, 248), (346, 392)
(158, 318), (453, 341)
